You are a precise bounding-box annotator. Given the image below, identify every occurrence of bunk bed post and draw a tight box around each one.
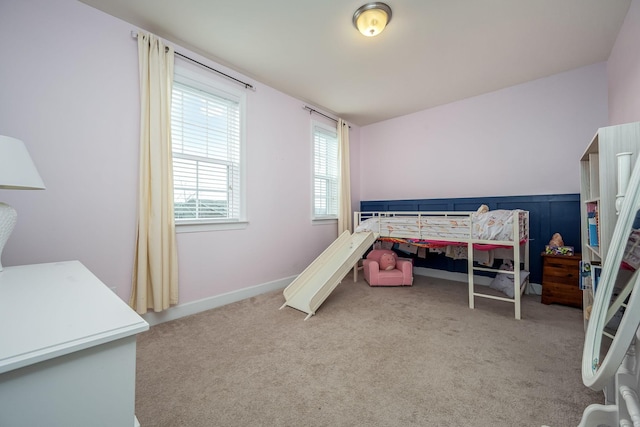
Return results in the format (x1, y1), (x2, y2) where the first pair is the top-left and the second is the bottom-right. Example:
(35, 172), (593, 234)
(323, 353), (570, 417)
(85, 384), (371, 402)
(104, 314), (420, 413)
(353, 211), (360, 282)
(468, 242), (474, 310)
(513, 211), (522, 320)
(524, 211), (530, 292)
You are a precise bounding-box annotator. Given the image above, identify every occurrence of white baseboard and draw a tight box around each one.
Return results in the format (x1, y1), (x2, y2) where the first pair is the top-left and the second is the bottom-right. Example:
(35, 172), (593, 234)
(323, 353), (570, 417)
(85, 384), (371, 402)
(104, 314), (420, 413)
(413, 267), (492, 286)
(413, 267), (542, 295)
(528, 282), (542, 295)
(142, 268), (542, 327)
(142, 275), (295, 326)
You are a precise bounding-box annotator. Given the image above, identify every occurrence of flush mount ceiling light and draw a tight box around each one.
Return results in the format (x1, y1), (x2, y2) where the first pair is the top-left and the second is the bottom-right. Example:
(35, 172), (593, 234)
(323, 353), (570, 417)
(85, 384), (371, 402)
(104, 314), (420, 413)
(353, 2), (392, 37)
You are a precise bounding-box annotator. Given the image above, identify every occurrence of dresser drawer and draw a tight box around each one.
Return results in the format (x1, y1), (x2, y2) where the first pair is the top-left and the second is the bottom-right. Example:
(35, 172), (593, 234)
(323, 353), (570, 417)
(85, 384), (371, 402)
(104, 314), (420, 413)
(541, 253), (582, 308)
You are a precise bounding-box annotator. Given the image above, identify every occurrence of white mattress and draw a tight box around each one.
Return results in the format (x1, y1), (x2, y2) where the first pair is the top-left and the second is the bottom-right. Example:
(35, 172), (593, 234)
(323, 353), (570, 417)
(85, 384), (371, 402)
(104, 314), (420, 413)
(355, 210), (526, 242)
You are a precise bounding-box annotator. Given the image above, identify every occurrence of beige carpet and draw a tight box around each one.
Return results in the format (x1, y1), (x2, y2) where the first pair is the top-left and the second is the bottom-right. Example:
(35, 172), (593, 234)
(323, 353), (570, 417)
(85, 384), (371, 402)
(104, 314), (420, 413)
(135, 274), (602, 427)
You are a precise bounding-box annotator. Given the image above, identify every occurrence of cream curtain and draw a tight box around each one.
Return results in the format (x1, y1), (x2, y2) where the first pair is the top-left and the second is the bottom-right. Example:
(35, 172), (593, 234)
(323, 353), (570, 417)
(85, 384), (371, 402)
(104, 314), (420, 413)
(130, 32), (179, 314)
(337, 119), (352, 234)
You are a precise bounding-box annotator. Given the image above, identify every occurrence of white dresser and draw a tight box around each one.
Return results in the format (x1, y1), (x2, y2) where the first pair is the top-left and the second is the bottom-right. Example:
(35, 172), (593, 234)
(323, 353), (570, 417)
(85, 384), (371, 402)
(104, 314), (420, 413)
(0, 261), (149, 427)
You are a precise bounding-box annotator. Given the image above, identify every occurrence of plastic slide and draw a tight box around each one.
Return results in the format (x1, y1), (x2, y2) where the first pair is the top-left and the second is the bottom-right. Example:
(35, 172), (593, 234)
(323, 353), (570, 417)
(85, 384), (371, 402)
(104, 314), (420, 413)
(280, 230), (376, 320)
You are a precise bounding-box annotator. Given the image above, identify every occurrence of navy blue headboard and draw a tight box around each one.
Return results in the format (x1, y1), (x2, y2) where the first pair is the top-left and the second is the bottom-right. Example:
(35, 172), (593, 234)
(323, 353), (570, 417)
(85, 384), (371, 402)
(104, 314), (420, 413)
(360, 194), (581, 284)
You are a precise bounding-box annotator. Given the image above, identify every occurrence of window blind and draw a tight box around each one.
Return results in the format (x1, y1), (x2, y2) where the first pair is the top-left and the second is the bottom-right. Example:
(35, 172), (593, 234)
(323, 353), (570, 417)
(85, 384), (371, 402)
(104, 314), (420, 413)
(313, 124), (338, 218)
(171, 81), (241, 220)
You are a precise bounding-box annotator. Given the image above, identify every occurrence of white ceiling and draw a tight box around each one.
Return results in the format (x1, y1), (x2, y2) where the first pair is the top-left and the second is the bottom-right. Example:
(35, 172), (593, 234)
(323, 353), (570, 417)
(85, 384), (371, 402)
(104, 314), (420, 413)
(78, 0), (631, 126)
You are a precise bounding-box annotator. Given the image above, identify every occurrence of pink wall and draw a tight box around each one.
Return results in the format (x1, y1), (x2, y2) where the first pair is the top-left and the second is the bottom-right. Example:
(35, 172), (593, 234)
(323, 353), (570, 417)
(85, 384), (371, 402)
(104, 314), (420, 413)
(359, 64), (608, 201)
(608, 0), (640, 125)
(0, 0), (360, 305)
(2, 0), (635, 313)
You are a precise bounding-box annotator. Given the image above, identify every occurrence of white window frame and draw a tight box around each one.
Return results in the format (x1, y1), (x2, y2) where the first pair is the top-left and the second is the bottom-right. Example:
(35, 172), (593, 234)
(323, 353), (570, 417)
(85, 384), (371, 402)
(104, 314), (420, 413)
(312, 120), (339, 221)
(171, 63), (247, 232)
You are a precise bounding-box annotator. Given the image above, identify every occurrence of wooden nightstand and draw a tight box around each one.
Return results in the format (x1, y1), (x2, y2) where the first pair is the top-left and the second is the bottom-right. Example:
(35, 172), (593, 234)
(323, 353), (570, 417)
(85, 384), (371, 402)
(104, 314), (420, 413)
(541, 253), (583, 308)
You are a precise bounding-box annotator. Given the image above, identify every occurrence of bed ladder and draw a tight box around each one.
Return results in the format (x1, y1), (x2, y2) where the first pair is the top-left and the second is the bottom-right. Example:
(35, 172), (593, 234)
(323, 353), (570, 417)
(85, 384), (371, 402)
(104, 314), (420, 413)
(468, 211), (530, 319)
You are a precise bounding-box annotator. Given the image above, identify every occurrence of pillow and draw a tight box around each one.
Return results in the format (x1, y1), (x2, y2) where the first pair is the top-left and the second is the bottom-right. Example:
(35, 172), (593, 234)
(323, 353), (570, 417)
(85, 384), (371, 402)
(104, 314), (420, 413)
(489, 261), (530, 298)
(379, 252), (397, 270)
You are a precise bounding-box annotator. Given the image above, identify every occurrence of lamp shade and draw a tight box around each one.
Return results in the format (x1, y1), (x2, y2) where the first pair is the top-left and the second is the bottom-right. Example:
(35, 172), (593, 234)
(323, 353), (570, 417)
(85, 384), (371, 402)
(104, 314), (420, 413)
(0, 136), (45, 190)
(0, 135), (45, 271)
(353, 2), (392, 37)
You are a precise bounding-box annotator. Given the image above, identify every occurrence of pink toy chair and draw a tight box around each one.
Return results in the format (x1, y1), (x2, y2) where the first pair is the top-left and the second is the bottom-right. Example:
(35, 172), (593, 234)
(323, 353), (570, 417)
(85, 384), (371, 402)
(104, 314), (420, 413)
(363, 249), (413, 286)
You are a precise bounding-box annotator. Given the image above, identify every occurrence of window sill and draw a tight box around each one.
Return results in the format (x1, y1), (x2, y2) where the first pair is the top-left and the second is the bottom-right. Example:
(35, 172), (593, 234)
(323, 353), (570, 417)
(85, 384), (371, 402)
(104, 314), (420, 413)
(176, 220), (249, 233)
(312, 217), (337, 225)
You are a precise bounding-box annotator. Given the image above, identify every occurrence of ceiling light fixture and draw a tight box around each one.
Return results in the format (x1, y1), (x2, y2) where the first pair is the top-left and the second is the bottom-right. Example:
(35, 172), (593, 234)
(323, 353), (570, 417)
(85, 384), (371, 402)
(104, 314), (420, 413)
(353, 2), (392, 37)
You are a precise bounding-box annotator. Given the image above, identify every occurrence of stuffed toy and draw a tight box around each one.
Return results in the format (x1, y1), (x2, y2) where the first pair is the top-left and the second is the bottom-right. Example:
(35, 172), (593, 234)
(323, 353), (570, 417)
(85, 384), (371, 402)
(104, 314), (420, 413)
(549, 233), (564, 247)
(490, 261), (515, 298)
(379, 252), (397, 270)
(476, 204), (489, 214)
(489, 260), (530, 298)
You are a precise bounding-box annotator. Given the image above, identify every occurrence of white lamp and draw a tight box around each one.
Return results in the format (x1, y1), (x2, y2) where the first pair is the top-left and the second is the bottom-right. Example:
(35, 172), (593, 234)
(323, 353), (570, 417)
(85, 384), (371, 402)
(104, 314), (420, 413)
(0, 135), (45, 271)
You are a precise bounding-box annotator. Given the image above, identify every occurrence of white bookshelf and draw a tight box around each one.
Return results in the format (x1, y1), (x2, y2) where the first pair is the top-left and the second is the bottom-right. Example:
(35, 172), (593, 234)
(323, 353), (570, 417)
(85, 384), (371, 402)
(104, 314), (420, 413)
(580, 122), (640, 327)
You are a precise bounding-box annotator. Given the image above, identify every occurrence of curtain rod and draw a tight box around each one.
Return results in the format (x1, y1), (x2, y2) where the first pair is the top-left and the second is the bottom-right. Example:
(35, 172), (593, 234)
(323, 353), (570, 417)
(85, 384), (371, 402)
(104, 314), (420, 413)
(131, 31), (255, 91)
(304, 106), (349, 127)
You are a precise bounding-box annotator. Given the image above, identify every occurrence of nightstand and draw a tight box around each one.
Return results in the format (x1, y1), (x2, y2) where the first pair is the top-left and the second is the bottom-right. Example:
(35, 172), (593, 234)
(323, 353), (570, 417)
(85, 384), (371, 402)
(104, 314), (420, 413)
(0, 261), (148, 426)
(541, 253), (583, 308)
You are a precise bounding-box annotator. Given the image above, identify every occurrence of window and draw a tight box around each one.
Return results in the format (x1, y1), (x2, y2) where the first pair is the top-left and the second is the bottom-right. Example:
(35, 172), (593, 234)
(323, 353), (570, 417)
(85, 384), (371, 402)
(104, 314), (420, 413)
(312, 122), (339, 220)
(171, 67), (245, 226)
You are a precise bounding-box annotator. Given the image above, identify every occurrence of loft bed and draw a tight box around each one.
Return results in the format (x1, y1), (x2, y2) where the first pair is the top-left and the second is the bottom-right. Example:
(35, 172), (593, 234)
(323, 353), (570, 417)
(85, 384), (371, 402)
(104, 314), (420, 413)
(353, 208), (530, 319)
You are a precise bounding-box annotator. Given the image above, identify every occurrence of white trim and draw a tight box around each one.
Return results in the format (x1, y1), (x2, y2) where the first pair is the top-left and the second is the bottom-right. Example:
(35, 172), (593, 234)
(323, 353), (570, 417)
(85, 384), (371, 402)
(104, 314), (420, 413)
(142, 275), (295, 326)
(311, 120), (339, 221)
(141, 268), (542, 327)
(528, 282), (542, 295)
(414, 267), (492, 286)
(312, 218), (337, 225)
(172, 60), (248, 224)
(413, 267), (541, 295)
(176, 221), (249, 233)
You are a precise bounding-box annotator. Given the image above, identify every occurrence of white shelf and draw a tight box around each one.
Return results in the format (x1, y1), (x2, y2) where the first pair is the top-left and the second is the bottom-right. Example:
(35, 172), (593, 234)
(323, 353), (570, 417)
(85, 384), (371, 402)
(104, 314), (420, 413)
(580, 122), (640, 328)
(588, 153), (600, 200)
(0, 261), (148, 373)
(586, 244), (601, 259)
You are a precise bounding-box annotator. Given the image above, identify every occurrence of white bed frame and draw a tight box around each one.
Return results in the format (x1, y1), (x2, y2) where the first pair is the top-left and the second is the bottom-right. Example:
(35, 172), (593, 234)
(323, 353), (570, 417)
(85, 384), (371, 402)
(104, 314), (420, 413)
(353, 210), (530, 319)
